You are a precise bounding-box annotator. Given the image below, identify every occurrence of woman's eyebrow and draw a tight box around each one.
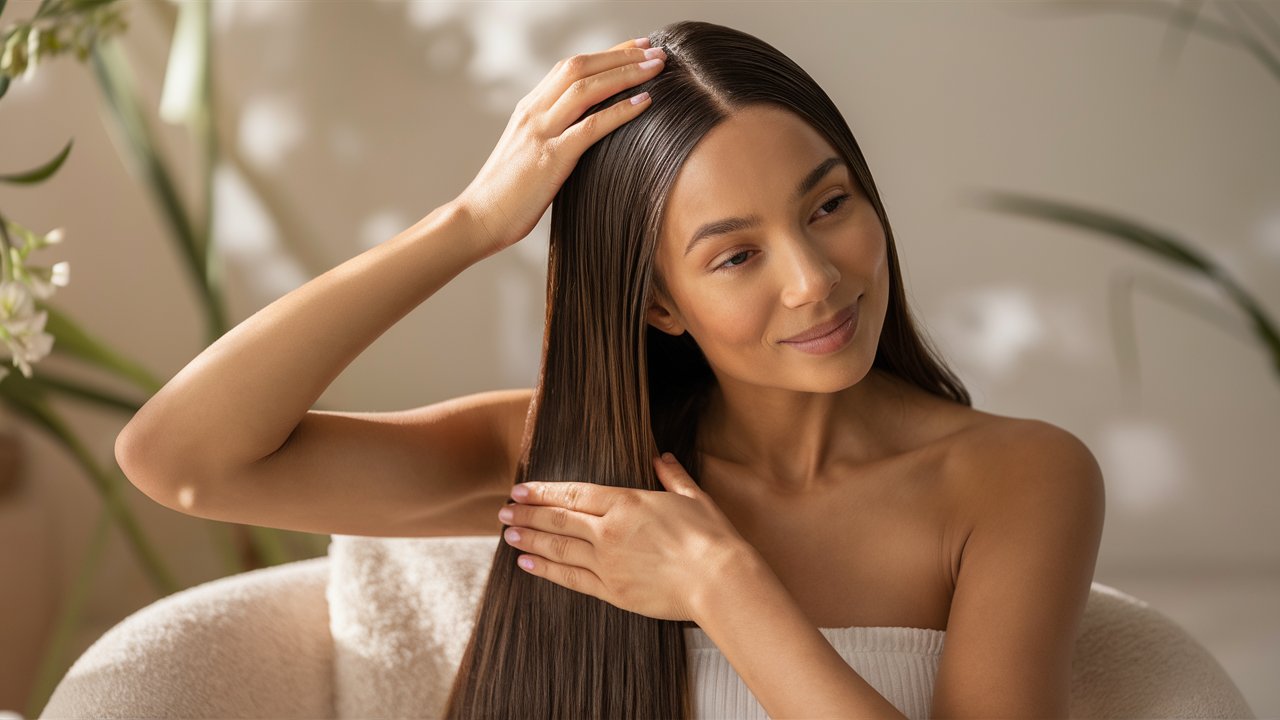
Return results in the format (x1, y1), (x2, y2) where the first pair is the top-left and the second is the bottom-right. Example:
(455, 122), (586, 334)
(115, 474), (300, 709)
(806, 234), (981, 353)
(683, 156), (847, 258)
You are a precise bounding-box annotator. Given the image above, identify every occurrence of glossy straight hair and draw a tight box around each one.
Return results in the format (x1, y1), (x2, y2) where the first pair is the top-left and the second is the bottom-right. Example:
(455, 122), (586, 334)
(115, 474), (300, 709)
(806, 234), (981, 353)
(442, 19), (970, 718)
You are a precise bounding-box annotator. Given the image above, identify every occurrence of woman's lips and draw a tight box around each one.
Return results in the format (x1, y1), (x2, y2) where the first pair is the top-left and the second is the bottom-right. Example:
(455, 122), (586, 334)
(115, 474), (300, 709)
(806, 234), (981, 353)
(781, 300), (858, 343)
(780, 300), (859, 355)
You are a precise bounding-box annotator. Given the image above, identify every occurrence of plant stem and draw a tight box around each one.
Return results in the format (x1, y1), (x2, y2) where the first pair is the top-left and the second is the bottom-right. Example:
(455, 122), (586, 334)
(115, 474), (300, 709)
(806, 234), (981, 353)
(0, 380), (178, 594)
(87, 38), (227, 340)
(23, 501), (111, 720)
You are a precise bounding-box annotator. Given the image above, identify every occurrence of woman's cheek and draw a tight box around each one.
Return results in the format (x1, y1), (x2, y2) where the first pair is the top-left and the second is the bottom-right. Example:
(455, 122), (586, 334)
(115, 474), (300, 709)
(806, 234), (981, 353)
(692, 290), (773, 348)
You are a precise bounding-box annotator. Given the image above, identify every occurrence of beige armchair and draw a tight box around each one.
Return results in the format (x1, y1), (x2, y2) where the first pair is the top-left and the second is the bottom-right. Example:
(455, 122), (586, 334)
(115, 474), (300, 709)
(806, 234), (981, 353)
(37, 535), (1256, 719)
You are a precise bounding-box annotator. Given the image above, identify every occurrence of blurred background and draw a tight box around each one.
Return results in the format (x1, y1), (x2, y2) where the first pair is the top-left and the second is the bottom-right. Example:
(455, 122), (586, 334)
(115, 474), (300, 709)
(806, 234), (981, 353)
(0, 0), (1276, 717)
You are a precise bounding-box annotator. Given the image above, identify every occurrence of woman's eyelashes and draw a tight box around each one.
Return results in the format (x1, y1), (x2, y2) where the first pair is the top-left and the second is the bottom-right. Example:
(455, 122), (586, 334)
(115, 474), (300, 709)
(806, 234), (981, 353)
(712, 192), (854, 273)
(813, 192), (853, 220)
(717, 249), (755, 271)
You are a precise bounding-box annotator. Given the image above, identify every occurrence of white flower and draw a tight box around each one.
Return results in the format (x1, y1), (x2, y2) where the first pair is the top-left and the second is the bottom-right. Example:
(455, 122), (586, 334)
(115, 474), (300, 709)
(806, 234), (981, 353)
(4, 311), (53, 378)
(51, 260), (70, 286)
(0, 224), (70, 380)
(0, 281), (36, 319)
(27, 26), (40, 63)
(1, 30), (23, 76)
(22, 27), (39, 81)
(0, 281), (56, 379)
(24, 262), (70, 300)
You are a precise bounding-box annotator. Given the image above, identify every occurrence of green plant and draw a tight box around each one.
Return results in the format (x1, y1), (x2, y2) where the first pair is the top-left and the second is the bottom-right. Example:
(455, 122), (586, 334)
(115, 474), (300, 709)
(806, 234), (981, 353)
(968, 0), (1280, 405)
(1, 1), (331, 715)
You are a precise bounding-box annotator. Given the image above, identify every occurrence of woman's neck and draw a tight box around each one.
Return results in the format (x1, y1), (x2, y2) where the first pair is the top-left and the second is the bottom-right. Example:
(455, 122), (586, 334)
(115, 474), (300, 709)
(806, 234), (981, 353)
(695, 368), (909, 493)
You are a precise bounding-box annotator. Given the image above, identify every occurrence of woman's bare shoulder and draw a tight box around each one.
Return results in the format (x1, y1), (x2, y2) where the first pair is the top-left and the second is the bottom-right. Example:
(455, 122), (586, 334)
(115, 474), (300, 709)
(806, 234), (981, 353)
(948, 412), (1098, 507)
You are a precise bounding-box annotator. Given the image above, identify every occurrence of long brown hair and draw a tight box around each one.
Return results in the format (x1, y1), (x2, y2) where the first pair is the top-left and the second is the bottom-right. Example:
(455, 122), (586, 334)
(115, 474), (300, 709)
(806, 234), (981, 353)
(442, 19), (970, 718)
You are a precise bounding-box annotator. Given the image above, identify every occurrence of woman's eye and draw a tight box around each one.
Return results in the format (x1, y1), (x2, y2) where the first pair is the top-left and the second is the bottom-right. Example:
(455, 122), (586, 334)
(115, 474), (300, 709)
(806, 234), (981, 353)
(814, 193), (852, 219)
(712, 193), (852, 273)
(717, 250), (754, 271)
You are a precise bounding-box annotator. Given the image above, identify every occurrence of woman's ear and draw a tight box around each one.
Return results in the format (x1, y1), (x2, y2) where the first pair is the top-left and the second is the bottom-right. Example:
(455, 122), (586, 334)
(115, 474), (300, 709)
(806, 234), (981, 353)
(646, 296), (687, 336)
(647, 264), (687, 336)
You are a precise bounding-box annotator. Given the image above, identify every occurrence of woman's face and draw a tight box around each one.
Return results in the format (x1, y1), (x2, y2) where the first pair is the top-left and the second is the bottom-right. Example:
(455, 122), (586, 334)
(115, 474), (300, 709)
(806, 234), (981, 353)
(648, 104), (890, 392)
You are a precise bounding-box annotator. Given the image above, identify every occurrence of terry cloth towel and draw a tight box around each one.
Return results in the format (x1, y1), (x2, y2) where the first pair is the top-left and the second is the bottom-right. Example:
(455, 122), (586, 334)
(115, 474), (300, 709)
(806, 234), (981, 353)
(685, 624), (943, 719)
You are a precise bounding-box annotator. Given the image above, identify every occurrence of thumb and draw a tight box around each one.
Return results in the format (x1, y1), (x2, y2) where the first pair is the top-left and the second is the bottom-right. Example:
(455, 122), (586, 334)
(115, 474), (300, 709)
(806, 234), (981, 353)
(653, 452), (702, 499)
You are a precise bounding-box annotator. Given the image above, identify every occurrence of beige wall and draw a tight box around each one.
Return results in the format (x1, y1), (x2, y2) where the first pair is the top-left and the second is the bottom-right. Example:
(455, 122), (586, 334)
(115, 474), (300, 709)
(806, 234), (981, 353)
(0, 0), (1275, 716)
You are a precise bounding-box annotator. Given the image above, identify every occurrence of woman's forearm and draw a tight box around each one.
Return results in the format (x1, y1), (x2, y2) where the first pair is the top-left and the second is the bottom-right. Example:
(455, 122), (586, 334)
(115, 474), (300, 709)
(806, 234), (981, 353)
(116, 200), (492, 485)
(693, 548), (908, 719)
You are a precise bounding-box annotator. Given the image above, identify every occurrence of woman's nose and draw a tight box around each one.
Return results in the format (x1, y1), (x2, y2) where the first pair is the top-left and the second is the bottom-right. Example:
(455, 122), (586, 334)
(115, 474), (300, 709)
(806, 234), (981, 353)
(779, 238), (840, 308)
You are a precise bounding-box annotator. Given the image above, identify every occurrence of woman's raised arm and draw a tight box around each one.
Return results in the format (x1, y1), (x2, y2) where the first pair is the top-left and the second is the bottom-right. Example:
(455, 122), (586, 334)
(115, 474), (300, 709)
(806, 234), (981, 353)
(115, 200), (488, 494)
(114, 34), (665, 535)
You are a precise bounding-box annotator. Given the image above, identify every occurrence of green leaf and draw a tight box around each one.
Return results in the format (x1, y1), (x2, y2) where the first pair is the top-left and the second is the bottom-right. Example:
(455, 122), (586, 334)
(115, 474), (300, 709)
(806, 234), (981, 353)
(969, 188), (1280, 382)
(0, 138), (74, 184)
(968, 189), (1217, 273)
(70, 0), (122, 10)
(19, 370), (147, 415)
(0, 72), (9, 102)
(0, 0), (8, 22)
(37, 300), (165, 394)
(90, 39), (226, 338)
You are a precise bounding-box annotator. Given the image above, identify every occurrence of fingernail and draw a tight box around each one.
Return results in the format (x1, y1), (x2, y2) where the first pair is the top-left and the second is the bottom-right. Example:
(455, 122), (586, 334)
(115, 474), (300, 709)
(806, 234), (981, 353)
(512, 484), (529, 500)
(634, 36), (651, 48)
(662, 452), (676, 463)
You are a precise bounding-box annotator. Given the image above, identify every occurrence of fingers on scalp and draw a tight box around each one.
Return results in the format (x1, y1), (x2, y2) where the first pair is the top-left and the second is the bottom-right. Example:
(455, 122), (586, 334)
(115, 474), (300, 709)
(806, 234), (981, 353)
(567, 51), (641, 95)
(559, 83), (650, 149)
(560, 42), (649, 78)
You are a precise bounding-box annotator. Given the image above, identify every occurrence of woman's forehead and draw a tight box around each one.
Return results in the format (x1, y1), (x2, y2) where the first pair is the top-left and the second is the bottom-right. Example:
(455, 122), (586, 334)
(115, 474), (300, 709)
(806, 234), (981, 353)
(658, 108), (844, 253)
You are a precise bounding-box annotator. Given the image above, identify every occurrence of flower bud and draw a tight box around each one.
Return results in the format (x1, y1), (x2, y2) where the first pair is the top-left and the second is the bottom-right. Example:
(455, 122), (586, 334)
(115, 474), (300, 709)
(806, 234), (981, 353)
(1, 29), (27, 76)
(27, 26), (41, 65)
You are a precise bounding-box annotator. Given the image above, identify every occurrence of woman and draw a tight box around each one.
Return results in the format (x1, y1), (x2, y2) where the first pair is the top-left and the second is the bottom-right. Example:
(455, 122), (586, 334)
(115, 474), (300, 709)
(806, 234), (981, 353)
(118, 19), (1104, 720)
(443, 19), (1104, 720)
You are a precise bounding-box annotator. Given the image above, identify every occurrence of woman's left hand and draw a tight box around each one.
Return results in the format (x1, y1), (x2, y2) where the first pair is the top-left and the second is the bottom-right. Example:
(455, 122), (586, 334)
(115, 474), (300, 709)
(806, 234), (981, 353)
(498, 452), (753, 623)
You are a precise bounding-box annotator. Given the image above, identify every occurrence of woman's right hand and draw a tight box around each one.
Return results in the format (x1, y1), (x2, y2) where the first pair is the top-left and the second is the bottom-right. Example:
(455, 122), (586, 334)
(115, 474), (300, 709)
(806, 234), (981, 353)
(452, 36), (667, 257)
